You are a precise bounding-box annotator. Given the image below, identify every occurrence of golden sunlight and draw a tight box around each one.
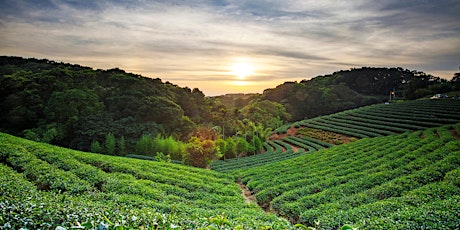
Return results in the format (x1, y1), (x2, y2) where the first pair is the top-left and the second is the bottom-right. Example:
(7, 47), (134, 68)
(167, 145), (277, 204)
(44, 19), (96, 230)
(231, 62), (253, 79)
(233, 80), (251, 86)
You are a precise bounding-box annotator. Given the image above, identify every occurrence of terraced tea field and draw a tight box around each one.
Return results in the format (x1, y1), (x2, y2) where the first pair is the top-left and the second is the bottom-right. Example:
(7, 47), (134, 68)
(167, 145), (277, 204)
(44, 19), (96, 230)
(298, 99), (460, 139)
(2, 99), (460, 229)
(238, 124), (460, 229)
(211, 138), (332, 173)
(0, 133), (291, 229)
(213, 100), (460, 172)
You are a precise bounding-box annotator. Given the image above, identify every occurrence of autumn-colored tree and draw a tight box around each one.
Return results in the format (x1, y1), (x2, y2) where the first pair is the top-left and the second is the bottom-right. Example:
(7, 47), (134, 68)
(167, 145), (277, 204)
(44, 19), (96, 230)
(187, 137), (217, 168)
(186, 126), (218, 168)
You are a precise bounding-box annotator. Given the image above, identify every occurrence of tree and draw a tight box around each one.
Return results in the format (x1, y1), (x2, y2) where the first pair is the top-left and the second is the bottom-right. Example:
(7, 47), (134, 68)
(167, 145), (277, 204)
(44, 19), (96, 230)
(118, 135), (126, 156)
(104, 132), (116, 155)
(215, 138), (227, 160)
(185, 126), (219, 167)
(152, 135), (186, 161)
(240, 100), (291, 129)
(236, 137), (250, 157)
(186, 137), (217, 168)
(45, 89), (103, 145)
(135, 134), (154, 156)
(90, 140), (103, 153)
(223, 137), (237, 159)
(251, 135), (263, 155)
(451, 72), (460, 91)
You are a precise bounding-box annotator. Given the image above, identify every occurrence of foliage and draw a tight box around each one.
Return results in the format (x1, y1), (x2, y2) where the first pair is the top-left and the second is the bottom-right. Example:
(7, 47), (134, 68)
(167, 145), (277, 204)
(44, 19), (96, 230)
(118, 135), (126, 155)
(298, 100), (460, 139)
(134, 134), (186, 161)
(236, 124), (460, 229)
(0, 56), (210, 153)
(0, 132), (293, 229)
(186, 136), (217, 168)
(240, 100), (291, 129)
(104, 132), (116, 155)
(135, 134), (153, 156)
(90, 140), (103, 154)
(262, 67), (457, 120)
(222, 137), (237, 159)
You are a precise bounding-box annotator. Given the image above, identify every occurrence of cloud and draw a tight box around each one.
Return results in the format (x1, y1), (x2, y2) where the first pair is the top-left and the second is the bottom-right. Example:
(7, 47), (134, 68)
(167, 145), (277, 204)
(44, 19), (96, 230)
(0, 0), (459, 95)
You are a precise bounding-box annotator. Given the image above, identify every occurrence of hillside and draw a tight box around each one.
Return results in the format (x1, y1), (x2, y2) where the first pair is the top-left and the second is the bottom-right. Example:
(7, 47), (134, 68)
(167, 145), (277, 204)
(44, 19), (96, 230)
(0, 132), (291, 229)
(212, 99), (460, 172)
(285, 99), (460, 139)
(238, 123), (460, 229)
(2, 100), (460, 229)
(2, 122), (459, 229)
(2, 56), (459, 161)
(262, 67), (459, 120)
(0, 56), (211, 152)
(0, 56), (292, 164)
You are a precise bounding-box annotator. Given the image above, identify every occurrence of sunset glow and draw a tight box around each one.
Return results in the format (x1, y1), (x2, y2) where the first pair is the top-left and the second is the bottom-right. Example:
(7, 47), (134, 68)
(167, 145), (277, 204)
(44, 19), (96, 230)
(0, 0), (458, 96)
(231, 62), (253, 79)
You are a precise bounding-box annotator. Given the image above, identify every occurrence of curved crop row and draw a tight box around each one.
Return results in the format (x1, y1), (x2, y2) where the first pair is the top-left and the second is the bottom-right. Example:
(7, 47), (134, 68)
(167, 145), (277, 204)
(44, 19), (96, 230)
(296, 100), (460, 139)
(0, 133), (292, 229)
(237, 124), (460, 229)
(274, 140), (294, 153)
(319, 117), (395, 136)
(284, 136), (328, 151)
(300, 120), (374, 138)
(211, 141), (307, 173)
(323, 116), (409, 133)
(283, 137), (317, 152)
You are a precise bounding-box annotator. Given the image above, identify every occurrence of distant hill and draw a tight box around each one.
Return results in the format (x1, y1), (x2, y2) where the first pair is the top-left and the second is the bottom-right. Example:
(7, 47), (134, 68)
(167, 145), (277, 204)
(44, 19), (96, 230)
(0, 56), (211, 151)
(211, 93), (259, 109)
(2, 56), (458, 159)
(261, 67), (458, 120)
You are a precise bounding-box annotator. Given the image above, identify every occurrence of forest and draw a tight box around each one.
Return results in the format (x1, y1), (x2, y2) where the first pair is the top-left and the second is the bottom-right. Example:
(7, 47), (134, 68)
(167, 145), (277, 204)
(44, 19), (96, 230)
(1, 56), (459, 167)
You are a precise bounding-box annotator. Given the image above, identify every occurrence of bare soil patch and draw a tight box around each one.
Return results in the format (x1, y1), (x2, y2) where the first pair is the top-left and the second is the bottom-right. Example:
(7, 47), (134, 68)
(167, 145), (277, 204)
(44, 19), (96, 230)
(419, 132), (425, 139)
(269, 127), (299, 140)
(291, 146), (299, 153)
(237, 180), (256, 204)
(270, 126), (358, 145)
(450, 129), (460, 140)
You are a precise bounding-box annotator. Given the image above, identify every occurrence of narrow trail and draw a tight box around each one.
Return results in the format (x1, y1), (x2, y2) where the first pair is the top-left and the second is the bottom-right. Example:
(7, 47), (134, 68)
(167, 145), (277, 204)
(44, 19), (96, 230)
(237, 180), (273, 214)
(236, 180), (293, 224)
(237, 180), (256, 204)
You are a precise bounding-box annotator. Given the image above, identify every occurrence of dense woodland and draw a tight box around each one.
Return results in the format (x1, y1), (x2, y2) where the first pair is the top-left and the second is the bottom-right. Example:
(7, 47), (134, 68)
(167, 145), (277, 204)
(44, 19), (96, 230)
(262, 67), (460, 120)
(1, 56), (459, 167)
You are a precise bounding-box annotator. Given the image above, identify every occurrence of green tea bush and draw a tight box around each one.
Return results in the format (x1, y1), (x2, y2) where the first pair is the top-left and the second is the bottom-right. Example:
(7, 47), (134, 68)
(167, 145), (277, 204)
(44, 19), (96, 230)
(239, 124), (460, 229)
(0, 132), (293, 229)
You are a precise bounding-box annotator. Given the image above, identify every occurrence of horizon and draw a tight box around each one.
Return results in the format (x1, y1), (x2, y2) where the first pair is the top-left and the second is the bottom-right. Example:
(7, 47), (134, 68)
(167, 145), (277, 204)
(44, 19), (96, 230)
(1, 0), (459, 96)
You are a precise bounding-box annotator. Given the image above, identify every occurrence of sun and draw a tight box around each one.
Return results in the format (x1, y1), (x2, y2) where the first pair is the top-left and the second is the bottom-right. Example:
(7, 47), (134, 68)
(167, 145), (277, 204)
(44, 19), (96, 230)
(231, 62), (253, 79)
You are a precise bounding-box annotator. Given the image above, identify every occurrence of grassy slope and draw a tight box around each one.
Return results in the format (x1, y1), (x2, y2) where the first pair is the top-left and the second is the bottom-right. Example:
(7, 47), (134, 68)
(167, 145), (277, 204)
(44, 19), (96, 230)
(237, 124), (460, 229)
(0, 132), (291, 229)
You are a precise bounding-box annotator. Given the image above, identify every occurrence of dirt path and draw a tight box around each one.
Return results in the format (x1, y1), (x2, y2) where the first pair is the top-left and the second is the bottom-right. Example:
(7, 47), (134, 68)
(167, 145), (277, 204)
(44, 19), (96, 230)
(237, 180), (256, 204)
(450, 129), (460, 140)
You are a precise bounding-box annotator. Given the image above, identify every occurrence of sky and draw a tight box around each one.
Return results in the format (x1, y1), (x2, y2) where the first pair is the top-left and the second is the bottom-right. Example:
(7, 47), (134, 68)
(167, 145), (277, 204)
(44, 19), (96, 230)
(1, 0), (459, 96)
